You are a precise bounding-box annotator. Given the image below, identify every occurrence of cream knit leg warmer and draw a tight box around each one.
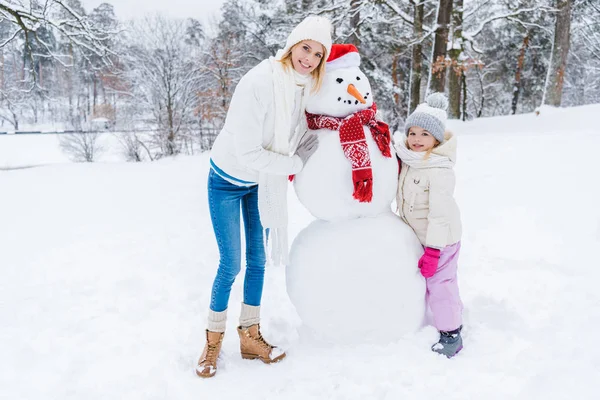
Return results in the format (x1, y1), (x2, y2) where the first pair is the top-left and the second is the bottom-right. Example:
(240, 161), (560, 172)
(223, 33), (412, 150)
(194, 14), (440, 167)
(239, 303), (261, 328)
(207, 309), (227, 333)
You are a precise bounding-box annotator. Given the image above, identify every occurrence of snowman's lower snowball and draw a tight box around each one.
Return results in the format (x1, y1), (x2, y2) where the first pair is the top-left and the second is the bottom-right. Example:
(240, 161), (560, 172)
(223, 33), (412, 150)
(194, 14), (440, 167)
(287, 212), (427, 344)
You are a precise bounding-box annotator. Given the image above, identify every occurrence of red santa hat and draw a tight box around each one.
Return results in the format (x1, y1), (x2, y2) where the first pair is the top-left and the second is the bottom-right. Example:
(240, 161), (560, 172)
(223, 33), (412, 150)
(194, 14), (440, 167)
(326, 44), (361, 71)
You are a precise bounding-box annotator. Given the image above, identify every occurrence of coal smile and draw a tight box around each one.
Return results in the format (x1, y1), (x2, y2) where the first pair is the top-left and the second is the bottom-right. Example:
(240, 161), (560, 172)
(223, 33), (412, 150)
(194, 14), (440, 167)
(336, 92), (370, 106)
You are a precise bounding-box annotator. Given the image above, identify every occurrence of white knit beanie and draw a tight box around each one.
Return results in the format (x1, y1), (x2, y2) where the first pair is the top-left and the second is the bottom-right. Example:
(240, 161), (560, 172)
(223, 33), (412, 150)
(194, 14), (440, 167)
(404, 93), (448, 143)
(277, 16), (333, 60)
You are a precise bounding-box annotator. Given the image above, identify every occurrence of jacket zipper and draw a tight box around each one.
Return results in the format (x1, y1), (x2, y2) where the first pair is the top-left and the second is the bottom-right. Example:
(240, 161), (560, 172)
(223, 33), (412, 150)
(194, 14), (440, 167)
(399, 167), (410, 221)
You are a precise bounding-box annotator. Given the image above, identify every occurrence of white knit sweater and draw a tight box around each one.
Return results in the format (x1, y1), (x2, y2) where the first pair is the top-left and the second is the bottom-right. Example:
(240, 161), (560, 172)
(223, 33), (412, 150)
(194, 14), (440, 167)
(210, 58), (311, 265)
(210, 60), (305, 184)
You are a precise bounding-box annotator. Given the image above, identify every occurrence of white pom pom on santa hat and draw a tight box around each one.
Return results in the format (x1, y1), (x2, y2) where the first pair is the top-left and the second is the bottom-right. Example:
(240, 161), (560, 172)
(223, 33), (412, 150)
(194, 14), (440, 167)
(326, 44), (361, 71)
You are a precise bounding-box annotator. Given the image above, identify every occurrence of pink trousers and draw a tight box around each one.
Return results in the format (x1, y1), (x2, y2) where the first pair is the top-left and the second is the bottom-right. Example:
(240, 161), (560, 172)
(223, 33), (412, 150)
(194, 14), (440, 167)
(426, 241), (463, 332)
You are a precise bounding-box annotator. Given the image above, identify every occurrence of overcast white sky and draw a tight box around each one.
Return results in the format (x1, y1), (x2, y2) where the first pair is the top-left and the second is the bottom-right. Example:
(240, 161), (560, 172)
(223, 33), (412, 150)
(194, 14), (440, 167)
(82, 0), (225, 24)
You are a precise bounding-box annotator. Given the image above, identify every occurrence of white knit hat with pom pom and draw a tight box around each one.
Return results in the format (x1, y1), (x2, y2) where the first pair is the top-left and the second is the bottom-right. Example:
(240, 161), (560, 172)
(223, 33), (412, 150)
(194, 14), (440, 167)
(277, 16), (332, 60)
(404, 93), (448, 143)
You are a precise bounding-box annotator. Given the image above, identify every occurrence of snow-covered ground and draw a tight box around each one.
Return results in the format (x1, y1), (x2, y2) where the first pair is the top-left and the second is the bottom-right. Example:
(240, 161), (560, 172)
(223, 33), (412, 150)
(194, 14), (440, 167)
(0, 132), (123, 169)
(1, 105), (599, 399)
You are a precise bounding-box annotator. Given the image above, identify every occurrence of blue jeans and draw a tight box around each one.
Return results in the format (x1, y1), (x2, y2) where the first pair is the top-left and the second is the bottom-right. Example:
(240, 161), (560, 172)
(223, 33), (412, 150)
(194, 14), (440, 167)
(207, 169), (266, 312)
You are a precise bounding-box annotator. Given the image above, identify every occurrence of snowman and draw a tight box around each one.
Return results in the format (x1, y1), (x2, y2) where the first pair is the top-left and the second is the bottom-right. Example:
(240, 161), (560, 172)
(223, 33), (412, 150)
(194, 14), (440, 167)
(287, 44), (426, 344)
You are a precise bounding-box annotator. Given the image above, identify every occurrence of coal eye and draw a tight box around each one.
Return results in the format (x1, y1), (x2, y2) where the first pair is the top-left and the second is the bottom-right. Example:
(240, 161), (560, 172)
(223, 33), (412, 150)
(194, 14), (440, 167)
(336, 78), (344, 83)
(356, 76), (361, 80)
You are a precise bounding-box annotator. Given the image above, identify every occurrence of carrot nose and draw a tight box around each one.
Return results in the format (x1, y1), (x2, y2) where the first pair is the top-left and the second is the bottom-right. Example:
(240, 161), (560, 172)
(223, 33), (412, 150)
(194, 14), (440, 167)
(347, 84), (366, 104)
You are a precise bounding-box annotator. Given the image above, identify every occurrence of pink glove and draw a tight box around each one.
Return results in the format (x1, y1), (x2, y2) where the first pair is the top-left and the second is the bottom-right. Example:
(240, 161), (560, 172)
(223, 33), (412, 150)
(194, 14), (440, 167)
(418, 247), (440, 278)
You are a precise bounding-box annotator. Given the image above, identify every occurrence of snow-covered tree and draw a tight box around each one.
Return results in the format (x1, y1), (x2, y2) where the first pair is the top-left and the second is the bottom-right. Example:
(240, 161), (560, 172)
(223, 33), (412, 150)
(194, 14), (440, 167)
(59, 131), (104, 162)
(0, 0), (117, 83)
(543, 0), (573, 106)
(429, 0), (453, 94)
(124, 16), (203, 157)
(562, 0), (600, 106)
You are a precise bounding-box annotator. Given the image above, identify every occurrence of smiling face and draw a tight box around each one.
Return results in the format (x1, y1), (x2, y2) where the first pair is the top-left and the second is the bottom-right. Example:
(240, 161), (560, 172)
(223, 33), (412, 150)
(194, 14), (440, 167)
(291, 40), (325, 75)
(406, 126), (439, 152)
(305, 66), (374, 117)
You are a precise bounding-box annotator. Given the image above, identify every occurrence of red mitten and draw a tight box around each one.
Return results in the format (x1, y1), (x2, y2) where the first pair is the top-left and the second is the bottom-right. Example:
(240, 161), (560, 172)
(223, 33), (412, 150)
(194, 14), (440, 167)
(418, 247), (441, 278)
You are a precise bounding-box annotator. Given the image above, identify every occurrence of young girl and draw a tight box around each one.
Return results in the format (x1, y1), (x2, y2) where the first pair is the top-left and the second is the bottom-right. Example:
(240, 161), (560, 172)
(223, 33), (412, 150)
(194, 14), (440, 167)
(395, 93), (464, 358)
(196, 16), (332, 378)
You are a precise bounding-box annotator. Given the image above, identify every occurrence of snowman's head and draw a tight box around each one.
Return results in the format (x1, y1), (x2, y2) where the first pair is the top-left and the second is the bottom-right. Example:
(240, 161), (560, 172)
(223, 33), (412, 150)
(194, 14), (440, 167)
(305, 44), (374, 118)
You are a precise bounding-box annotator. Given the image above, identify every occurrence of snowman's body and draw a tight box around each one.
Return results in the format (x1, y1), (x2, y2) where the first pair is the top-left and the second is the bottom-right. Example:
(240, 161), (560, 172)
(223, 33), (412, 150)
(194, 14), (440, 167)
(293, 124), (399, 220)
(287, 46), (426, 344)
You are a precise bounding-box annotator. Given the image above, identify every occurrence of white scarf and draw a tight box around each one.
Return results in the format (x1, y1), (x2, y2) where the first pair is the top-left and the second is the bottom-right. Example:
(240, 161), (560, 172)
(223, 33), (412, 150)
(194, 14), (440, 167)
(395, 139), (455, 169)
(259, 51), (311, 266)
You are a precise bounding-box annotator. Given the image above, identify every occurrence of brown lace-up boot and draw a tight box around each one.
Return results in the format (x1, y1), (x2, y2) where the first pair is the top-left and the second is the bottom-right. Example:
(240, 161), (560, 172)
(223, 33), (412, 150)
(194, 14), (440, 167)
(237, 324), (286, 364)
(195, 330), (224, 378)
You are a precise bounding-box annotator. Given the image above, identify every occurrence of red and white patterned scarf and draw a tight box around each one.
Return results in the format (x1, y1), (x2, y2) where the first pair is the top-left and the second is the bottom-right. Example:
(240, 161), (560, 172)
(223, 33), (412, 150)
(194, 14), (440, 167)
(305, 103), (392, 203)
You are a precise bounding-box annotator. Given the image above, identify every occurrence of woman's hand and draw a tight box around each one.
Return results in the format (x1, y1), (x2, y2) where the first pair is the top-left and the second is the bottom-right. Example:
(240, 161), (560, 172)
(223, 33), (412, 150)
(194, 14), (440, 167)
(295, 133), (319, 167)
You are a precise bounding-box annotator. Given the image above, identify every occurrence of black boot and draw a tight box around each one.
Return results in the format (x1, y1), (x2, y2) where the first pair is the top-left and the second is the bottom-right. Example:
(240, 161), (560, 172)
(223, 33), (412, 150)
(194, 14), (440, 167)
(431, 326), (463, 358)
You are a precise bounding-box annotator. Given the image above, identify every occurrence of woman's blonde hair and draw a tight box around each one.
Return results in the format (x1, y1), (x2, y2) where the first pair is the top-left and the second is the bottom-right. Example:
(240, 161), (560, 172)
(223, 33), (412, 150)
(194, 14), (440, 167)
(279, 42), (328, 93)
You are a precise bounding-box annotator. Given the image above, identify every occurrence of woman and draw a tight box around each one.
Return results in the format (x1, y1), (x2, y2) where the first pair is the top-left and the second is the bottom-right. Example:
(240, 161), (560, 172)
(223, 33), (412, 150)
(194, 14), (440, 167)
(196, 16), (332, 378)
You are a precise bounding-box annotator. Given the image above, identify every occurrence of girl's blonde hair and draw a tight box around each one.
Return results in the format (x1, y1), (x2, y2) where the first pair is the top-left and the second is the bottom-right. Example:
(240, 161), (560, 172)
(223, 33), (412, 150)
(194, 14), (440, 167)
(279, 42), (328, 93)
(406, 131), (452, 160)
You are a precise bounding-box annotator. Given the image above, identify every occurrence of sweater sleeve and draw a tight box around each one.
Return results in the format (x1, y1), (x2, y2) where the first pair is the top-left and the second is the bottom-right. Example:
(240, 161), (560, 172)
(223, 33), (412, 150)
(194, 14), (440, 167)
(425, 169), (456, 249)
(222, 70), (304, 176)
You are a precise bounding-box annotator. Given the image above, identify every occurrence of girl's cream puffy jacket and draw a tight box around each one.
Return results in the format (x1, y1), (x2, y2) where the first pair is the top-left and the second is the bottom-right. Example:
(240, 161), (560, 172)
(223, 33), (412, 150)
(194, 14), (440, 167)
(396, 133), (462, 249)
